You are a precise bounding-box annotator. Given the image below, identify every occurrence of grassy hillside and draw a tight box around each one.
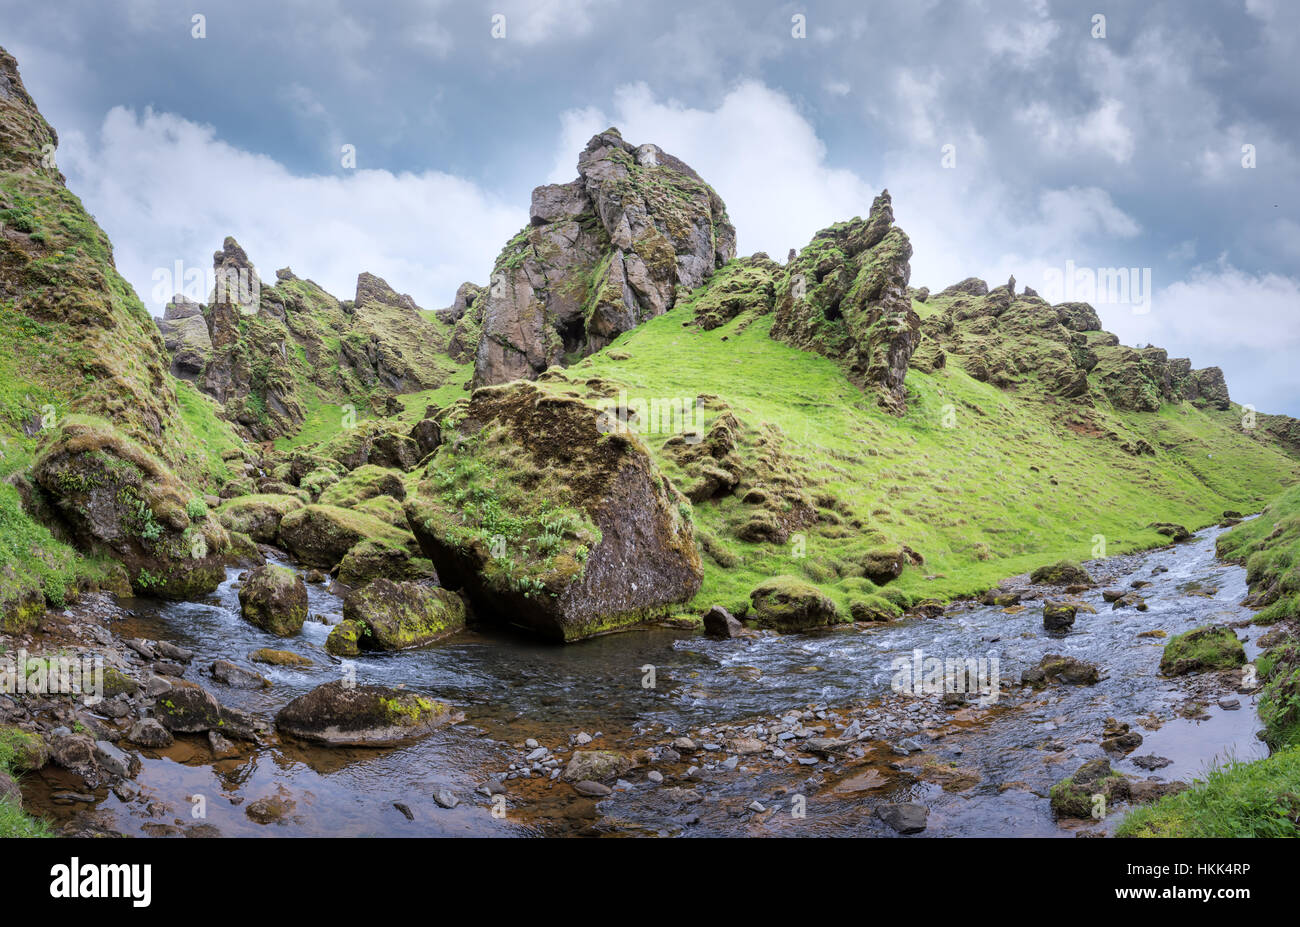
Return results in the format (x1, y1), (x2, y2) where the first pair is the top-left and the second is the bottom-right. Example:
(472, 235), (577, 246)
(528, 301), (1297, 615)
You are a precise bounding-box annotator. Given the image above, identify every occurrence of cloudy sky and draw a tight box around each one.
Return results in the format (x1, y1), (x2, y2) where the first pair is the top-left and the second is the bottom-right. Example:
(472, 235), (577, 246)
(3, 0), (1298, 413)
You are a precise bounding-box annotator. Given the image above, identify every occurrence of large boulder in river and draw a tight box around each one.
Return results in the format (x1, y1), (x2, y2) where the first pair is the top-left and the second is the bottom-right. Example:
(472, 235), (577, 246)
(275, 680), (459, 746)
(471, 128), (736, 387)
(404, 381), (702, 642)
(238, 564), (308, 637)
(748, 576), (839, 632)
(341, 579), (466, 650)
(31, 421), (230, 597)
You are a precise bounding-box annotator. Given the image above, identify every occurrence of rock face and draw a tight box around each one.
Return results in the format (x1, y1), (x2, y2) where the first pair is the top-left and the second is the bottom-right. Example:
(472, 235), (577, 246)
(156, 241), (461, 442)
(471, 128), (735, 387)
(275, 680), (458, 746)
(31, 421), (230, 597)
(238, 565), (308, 637)
(341, 579), (466, 650)
(405, 381), (702, 641)
(771, 191), (920, 412)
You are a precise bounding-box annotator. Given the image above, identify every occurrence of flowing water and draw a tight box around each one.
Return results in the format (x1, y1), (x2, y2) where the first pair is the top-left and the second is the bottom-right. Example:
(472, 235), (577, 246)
(25, 525), (1269, 837)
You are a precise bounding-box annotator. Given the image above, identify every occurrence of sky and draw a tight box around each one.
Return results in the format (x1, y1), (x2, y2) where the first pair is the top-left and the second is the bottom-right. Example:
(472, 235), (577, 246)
(2, 0), (1297, 414)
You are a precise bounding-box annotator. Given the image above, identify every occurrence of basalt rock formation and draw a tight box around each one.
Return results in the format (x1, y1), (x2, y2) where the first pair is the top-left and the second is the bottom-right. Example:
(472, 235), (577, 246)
(771, 191), (919, 412)
(470, 128), (736, 388)
(157, 243), (462, 441)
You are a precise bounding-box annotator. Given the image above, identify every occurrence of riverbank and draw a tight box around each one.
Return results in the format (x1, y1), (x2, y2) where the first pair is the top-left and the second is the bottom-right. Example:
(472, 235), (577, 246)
(1, 520), (1277, 838)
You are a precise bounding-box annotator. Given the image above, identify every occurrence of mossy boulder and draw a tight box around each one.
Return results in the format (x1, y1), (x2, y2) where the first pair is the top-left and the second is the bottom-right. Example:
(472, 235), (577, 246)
(341, 579), (466, 651)
(749, 576), (839, 631)
(849, 595), (902, 622)
(315, 421), (421, 473)
(249, 648), (313, 667)
(0, 724), (49, 772)
(1160, 625), (1246, 676)
(405, 381), (702, 642)
(238, 564), (308, 637)
(561, 749), (640, 782)
(336, 538), (436, 587)
(318, 464), (407, 508)
(1021, 653), (1100, 686)
(1029, 560), (1093, 586)
(1042, 600), (1078, 631)
(217, 493), (305, 544)
(862, 548), (908, 584)
(31, 421), (229, 598)
(325, 619), (363, 656)
(1050, 757), (1129, 819)
(275, 680), (457, 747)
(278, 504), (414, 570)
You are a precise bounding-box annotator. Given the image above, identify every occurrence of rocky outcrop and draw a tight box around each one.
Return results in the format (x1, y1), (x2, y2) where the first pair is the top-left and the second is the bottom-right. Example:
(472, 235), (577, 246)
(405, 381), (702, 641)
(748, 576), (839, 632)
(771, 191), (919, 412)
(156, 295), (212, 379)
(471, 128), (735, 387)
(31, 421), (230, 597)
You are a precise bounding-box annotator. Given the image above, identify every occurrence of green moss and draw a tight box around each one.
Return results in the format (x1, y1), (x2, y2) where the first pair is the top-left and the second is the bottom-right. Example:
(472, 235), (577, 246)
(1159, 625), (1246, 676)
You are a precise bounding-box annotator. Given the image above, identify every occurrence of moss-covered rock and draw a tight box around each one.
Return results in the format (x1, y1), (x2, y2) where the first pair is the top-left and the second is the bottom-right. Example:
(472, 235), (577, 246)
(278, 503), (414, 570)
(771, 191), (919, 412)
(318, 464), (406, 508)
(749, 576), (839, 631)
(1029, 560), (1093, 586)
(275, 680), (457, 747)
(238, 564), (308, 637)
(341, 579), (466, 651)
(217, 493), (304, 544)
(336, 538), (435, 587)
(31, 420), (229, 598)
(849, 595), (902, 622)
(1050, 757), (1129, 819)
(405, 381), (701, 642)
(0, 724), (49, 772)
(1160, 625), (1246, 676)
(248, 648), (313, 667)
(325, 619), (363, 656)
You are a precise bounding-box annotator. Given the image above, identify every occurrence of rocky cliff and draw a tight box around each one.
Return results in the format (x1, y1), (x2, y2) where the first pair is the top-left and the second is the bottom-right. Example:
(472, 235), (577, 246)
(469, 128), (735, 387)
(156, 240), (463, 441)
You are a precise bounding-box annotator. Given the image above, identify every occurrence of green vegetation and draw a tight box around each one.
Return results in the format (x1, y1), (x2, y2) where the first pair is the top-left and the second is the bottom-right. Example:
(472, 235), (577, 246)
(538, 305), (1297, 614)
(1118, 748), (1300, 837)
(1217, 484), (1300, 625)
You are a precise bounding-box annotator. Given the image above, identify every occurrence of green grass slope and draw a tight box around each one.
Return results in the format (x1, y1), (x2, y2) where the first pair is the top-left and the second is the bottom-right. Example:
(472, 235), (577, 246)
(535, 301), (1297, 615)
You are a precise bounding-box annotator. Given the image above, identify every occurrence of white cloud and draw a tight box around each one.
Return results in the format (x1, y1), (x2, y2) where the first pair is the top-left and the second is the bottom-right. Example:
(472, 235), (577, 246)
(59, 106), (525, 313)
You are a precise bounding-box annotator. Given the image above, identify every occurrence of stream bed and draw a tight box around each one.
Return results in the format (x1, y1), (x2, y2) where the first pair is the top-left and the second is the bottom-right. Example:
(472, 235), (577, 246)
(23, 524), (1268, 837)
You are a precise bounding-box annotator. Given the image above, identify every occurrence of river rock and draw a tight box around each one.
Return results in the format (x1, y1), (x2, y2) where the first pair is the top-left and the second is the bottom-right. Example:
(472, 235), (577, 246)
(561, 750), (639, 782)
(1042, 600), (1077, 631)
(702, 604), (744, 639)
(249, 648), (313, 667)
(126, 718), (173, 748)
(876, 802), (928, 834)
(275, 680), (459, 747)
(405, 381), (702, 641)
(154, 680), (265, 740)
(1021, 653), (1099, 686)
(341, 579), (466, 651)
(238, 564), (308, 637)
(1050, 757), (1129, 819)
(211, 659), (270, 690)
(748, 576), (839, 631)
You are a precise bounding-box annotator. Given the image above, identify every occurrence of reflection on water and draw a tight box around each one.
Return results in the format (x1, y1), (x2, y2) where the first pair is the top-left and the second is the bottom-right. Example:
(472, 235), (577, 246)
(26, 528), (1269, 837)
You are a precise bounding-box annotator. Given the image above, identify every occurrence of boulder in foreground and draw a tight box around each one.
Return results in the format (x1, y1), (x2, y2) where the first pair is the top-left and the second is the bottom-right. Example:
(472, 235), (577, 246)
(404, 382), (701, 642)
(275, 681), (459, 747)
